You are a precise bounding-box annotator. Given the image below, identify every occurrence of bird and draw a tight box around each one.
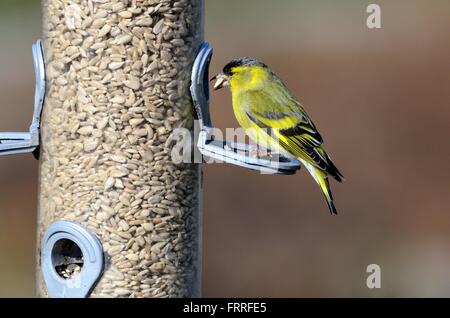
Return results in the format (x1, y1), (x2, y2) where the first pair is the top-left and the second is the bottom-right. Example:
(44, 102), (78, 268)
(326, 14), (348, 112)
(212, 57), (344, 214)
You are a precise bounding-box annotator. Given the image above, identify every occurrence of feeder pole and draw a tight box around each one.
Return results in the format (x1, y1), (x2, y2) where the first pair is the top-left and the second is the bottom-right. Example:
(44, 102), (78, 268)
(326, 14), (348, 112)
(36, 0), (203, 297)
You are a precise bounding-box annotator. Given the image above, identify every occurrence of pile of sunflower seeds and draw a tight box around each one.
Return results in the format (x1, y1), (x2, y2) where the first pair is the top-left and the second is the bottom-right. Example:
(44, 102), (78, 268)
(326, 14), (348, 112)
(56, 263), (83, 279)
(36, 0), (203, 298)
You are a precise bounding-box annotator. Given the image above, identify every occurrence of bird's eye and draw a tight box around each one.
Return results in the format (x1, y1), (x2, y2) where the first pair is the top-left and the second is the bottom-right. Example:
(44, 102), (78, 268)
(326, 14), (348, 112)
(228, 68), (237, 75)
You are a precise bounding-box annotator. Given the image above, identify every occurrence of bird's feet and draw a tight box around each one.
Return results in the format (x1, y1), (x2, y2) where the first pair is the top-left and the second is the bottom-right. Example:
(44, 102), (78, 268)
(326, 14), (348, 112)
(249, 145), (273, 159)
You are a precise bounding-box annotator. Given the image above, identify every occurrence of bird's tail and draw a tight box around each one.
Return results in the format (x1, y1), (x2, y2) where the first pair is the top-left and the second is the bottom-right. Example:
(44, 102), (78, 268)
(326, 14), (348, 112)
(304, 162), (337, 214)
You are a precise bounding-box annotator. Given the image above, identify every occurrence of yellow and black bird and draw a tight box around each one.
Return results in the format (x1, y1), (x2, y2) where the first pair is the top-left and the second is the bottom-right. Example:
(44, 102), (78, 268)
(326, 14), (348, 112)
(212, 57), (344, 214)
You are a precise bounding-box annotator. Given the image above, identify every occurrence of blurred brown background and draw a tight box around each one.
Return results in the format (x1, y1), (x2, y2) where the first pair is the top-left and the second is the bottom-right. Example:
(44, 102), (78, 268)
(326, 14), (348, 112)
(0, 0), (449, 297)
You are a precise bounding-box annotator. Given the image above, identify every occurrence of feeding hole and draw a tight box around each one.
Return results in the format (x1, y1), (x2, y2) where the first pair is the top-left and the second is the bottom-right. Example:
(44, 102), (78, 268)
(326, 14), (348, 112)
(51, 239), (84, 279)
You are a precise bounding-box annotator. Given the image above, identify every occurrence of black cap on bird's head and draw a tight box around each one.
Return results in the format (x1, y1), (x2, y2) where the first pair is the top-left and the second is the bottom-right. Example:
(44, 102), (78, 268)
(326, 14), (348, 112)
(223, 57), (267, 76)
(212, 57), (267, 90)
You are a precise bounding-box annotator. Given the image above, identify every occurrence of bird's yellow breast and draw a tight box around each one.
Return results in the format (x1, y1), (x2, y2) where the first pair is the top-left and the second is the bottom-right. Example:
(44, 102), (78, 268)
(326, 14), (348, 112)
(228, 65), (284, 152)
(229, 65), (268, 132)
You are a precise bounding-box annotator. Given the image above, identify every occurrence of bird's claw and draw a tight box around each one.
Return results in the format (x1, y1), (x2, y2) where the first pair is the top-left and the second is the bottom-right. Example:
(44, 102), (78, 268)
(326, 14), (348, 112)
(249, 145), (273, 159)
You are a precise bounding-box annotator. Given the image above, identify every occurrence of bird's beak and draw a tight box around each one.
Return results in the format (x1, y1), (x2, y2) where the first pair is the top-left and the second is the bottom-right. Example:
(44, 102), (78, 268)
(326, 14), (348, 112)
(211, 73), (229, 90)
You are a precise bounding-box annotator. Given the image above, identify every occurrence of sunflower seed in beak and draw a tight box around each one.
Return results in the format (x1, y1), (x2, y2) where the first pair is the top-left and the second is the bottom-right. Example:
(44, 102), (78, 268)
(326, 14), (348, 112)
(212, 73), (229, 90)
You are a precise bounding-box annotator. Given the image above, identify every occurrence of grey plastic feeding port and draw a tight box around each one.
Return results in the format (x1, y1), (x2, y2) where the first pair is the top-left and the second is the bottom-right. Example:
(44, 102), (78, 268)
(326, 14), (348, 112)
(0, 40), (45, 157)
(41, 221), (104, 298)
(190, 42), (301, 175)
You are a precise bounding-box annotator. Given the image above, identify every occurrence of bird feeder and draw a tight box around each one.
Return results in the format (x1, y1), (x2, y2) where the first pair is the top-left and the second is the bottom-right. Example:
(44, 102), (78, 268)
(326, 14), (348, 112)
(34, 0), (205, 298)
(0, 0), (301, 298)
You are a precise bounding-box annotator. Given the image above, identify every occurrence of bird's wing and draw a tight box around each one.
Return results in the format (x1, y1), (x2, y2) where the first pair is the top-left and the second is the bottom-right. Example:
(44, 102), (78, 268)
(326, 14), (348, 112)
(244, 83), (343, 181)
(247, 108), (323, 147)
